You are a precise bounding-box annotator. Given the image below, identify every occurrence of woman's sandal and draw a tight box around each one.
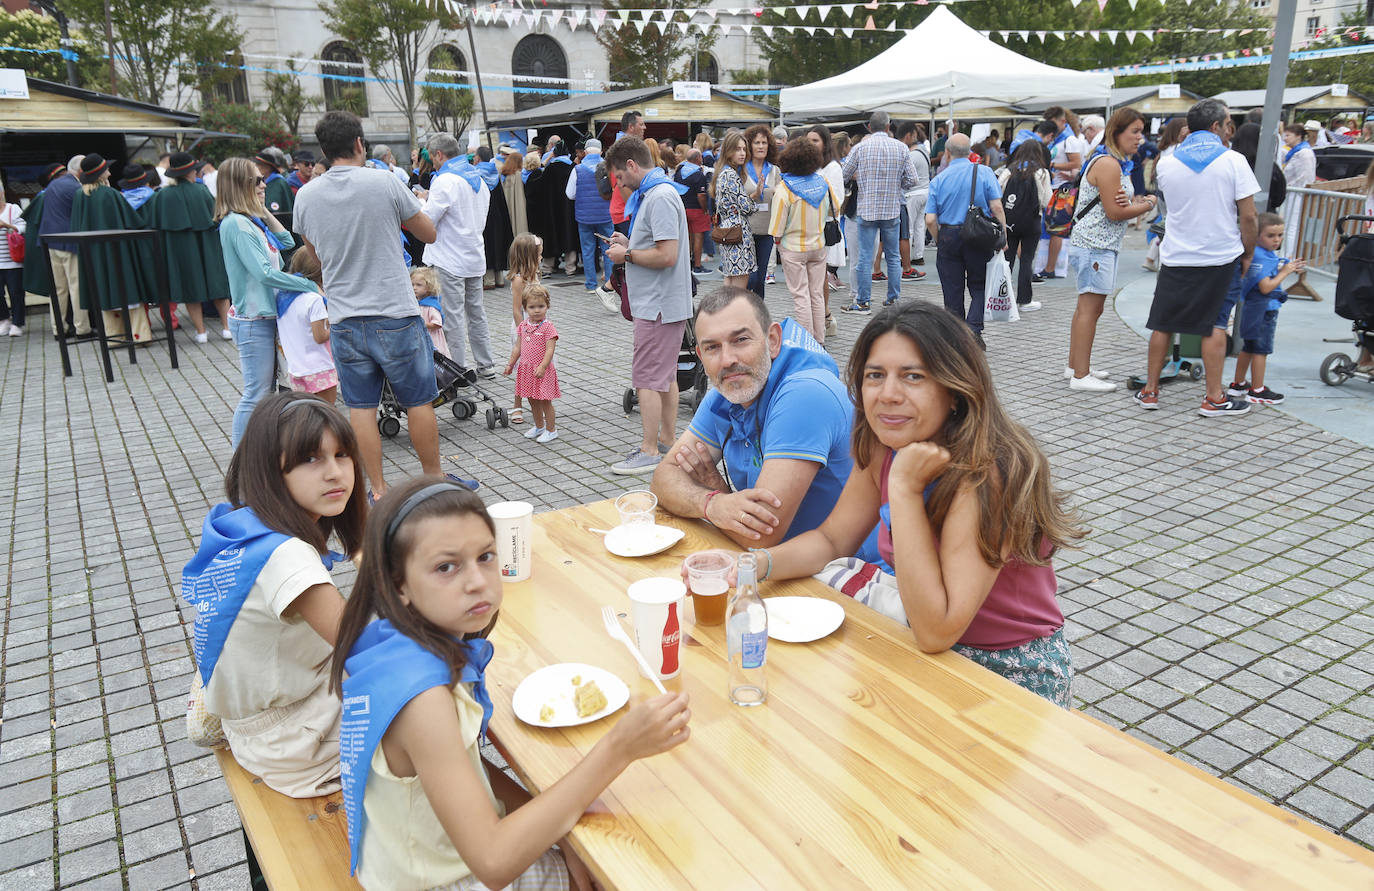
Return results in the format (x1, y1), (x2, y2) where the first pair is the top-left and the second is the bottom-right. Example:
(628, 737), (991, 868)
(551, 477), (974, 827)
(509, 407), (525, 424)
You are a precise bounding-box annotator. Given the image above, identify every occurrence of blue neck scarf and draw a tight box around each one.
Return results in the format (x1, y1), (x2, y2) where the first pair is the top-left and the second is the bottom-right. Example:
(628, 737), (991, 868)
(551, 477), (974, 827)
(548, 154), (573, 166)
(340, 619), (493, 875)
(1090, 145), (1134, 177)
(121, 185), (155, 210)
(438, 156), (484, 193)
(475, 160), (500, 190)
(1174, 130), (1229, 174)
(263, 171), (283, 185)
(247, 215), (289, 252)
(781, 172), (829, 208)
(1283, 141), (1312, 165)
(521, 169), (533, 183)
(275, 276), (324, 318)
(625, 167), (688, 234)
(747, 159), (773, 185)
(181, 504), (345, 685)
(676, 161), (701, 180)
(1049, 126), (1070, 155)
(417, 295), (443, 321)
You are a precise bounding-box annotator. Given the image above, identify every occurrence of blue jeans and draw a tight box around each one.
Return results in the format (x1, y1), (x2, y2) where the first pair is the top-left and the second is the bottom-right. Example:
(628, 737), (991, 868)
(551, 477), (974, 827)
(935, 226), (991, 333)
(578, 221), (612, 288)
(747, 234), (774, 298)
(229, 316), (278, 448)
(857, 217), (901, 305)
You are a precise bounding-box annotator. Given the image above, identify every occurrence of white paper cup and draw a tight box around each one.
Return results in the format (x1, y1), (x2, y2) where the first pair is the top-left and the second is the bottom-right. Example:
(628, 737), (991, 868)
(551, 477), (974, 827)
(487, 501), (533, 582)
(627, 577), (686, 681)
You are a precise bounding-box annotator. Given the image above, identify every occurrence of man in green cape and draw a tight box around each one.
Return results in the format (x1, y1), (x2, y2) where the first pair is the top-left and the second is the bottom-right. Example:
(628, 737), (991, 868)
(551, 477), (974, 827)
(255, 148), (294, 230)
(19, 163), (66, 304)
(70, 154), (157, 343)
(140, 151), (231, 343)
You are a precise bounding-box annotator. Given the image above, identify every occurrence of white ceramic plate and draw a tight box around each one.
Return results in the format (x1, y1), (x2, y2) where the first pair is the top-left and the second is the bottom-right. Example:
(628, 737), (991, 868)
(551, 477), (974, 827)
(512, 663), (630, 728)
(604, 524), (686, 558)
(765, 597), (846, 643)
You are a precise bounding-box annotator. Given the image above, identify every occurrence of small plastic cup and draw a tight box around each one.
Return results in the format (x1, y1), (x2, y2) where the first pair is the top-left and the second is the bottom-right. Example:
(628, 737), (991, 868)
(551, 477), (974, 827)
(616, 490), (658, 530)
(683, 550), (733, 625)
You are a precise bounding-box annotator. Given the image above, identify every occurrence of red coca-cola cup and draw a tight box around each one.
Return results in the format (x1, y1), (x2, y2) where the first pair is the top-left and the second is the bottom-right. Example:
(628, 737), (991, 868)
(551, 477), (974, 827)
(627, 577), (686, 681)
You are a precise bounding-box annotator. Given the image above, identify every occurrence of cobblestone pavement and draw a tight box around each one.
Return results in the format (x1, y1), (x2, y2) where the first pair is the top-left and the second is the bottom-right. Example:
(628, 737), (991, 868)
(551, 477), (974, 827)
(2, 240), (1373, 888)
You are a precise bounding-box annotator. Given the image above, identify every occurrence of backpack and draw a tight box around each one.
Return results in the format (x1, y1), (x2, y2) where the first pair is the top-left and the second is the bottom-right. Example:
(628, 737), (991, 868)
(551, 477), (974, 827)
(594, 161), (614, 200)
(1001, 169), (1041, 234)
(1043, 154), (1105, 238)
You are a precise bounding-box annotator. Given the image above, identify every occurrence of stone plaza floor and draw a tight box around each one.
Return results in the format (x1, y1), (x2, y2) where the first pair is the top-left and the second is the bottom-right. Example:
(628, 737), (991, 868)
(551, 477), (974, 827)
(2, 233), (1373, 888)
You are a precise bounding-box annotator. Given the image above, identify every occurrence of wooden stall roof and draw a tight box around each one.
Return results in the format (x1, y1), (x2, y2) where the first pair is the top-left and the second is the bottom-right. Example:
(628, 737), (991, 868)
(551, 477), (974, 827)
(1212, 84), (1372, 113)
(1, 77), (198, 132)
(489, 86), (776, 130)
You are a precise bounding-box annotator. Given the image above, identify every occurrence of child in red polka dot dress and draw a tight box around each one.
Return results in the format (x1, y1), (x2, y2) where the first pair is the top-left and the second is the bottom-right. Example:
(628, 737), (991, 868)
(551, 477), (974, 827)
(502, 283), (561, 444)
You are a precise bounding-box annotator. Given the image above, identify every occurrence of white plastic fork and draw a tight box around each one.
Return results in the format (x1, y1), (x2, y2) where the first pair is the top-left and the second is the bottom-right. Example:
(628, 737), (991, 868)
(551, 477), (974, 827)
(600, 605), (667, 694)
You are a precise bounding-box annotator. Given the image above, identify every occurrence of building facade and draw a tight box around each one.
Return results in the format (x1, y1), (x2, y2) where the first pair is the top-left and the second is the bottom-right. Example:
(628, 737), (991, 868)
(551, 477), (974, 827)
(1251, 0), (1366, 38)
(208, 0), (765, 149)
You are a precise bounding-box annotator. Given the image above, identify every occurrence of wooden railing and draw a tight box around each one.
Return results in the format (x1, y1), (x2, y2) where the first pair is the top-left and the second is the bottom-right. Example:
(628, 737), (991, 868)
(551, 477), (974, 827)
(1287, 175), (1365, 300)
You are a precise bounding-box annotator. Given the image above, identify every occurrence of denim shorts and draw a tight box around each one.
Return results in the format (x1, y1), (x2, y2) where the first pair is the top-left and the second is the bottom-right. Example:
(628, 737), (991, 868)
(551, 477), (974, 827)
(1067, 246), (1118, 295)
(1240, 305), (1278, 355)
(898, 205), (910, 241)
(329, 315), (438, 409)
(1212, 264), (1246, 329)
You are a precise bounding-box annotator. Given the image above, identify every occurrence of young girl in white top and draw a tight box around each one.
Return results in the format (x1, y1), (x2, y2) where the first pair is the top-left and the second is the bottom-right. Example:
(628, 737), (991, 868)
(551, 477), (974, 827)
(181, 393), (364, 797)
(506, 233), (543, 424)
(0, 195), (26, 337)
(276, 251), (338, 404)
(331, 478), (691, 891)
(410, 266), (452, 358)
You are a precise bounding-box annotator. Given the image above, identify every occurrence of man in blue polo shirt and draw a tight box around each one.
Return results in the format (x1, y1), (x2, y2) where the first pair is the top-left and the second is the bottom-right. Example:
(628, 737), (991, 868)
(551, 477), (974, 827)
(652, 286), (852, 547)
(925, 133), (1005, 346)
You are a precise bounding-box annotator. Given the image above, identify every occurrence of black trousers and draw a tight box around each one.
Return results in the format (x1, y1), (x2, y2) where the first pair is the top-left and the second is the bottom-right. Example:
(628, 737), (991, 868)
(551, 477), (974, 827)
(1003, 220), (1040, 306)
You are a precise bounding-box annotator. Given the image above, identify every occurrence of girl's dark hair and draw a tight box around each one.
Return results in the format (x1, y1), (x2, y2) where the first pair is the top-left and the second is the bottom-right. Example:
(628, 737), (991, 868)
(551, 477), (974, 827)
(224, 393), (366, 557)
(330, 476), (496, 697)
(778, 137), (822, 176)
(743, 124), (778, 166)
(845, 302), (1083, 567)
(1032, 120), (1058, 138)
(806, 124), (834, 165)
(1008, 139), (1047, 176)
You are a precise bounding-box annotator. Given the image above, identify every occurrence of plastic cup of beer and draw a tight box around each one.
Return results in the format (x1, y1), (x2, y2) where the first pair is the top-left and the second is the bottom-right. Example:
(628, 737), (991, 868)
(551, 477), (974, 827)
(615, 489), (658, 530)
(683, 549), (732, 625)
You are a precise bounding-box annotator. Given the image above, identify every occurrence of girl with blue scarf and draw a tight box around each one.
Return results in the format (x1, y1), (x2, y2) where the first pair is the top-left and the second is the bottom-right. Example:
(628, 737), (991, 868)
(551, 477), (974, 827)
(329, 478), (691, 890)
(181, 394), (365, 797)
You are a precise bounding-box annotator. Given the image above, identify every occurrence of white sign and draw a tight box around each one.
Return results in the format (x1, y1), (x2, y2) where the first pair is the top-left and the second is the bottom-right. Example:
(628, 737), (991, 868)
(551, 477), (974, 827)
(1158, 83), (1181, 99)
(527, 128), (537, 143)
(467, 129), (480, 151)
(644, 108), (659, 117)
(968, 123), (991, 145)
(0, 69), (29, 100)
(672, 81), (711, 102)
(1332, 83), (1349, 97)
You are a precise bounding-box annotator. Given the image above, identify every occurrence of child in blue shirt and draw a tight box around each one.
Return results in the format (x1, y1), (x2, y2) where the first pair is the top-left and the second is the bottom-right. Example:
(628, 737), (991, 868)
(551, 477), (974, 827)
(1227, 213), (1306, 405)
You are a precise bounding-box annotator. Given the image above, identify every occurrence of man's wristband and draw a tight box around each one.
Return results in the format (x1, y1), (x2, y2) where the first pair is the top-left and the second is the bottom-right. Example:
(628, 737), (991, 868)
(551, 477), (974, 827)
(749, 547), (773, 581)
(702, 489), (722, 523)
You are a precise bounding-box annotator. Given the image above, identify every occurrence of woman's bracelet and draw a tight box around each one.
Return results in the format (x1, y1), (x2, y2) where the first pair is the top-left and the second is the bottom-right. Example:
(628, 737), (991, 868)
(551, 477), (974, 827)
(749, 546), (773, 581)
(702, 489), (722, 524)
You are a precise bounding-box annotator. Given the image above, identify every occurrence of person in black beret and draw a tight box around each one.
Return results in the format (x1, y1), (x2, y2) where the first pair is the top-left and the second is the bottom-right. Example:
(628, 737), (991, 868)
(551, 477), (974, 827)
(288, 150), (316, 193)
(254, 148), (294, 228)
(117, 164), (156, 210)
(70, 152), (157, 342)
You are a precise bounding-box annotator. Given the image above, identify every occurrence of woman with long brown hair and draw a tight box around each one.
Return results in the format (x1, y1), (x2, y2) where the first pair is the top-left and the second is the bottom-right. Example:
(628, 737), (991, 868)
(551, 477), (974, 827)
(751, 302), (1083, 705)
(1065, 108), (1157, 392)
(710, 130), (757, 289)
(742, 123), (780, 298)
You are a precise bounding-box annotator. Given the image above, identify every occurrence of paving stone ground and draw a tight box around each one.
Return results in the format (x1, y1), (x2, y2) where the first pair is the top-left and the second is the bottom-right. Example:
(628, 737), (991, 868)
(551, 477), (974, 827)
(2, 230), (1373, 888)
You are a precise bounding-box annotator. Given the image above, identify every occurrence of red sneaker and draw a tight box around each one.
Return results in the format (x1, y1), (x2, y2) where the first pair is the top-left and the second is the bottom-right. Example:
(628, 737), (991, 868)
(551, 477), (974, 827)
(1134, 389), (1159, 410)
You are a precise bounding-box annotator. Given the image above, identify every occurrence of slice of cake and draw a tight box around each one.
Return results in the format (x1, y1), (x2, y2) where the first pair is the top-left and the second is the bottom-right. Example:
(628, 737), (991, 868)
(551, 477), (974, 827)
(574, 680), (607, 717)
(539, 704), (555, 723)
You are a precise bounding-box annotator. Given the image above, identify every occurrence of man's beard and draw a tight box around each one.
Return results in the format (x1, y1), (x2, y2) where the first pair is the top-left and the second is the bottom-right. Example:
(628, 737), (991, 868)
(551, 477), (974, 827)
(715, 352), (771, 405)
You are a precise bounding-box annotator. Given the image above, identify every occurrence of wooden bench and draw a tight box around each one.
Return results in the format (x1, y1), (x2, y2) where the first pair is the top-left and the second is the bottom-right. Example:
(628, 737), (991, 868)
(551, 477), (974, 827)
(214, 748), (361, 890)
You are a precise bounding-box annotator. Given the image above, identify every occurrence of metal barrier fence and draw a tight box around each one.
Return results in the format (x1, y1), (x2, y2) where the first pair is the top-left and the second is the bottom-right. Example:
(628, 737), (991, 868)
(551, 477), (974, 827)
(1287, 175), (1365, 298)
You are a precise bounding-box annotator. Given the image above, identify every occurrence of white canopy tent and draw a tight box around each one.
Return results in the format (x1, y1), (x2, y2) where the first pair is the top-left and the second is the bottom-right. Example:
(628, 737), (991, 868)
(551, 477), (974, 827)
(779, 7), (1113, 119)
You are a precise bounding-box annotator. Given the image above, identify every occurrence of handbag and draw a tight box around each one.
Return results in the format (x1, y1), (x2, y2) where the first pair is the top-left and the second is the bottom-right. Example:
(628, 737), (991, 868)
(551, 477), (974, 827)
(185, 670), (226, 748)
(710, 213), (743, 245)
(983, 252), (1019, 323)
(962, 163), (1005, 253)
(610, 262), (632, 322)
(5, 207), (22, 262)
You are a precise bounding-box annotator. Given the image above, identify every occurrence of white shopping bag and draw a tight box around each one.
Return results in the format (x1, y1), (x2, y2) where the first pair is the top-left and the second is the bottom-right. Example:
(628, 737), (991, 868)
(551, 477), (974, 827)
(984, 253), (1019, 322)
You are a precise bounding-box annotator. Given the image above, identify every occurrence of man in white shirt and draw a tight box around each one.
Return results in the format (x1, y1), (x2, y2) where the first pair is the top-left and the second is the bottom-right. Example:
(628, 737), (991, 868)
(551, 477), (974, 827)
(1139, 99), (1259, 417)
(370, 144), (412, 187)
(1081, 115), (1106, 151)
(418, 132), (496, 377)
(897, 120), (931, 273)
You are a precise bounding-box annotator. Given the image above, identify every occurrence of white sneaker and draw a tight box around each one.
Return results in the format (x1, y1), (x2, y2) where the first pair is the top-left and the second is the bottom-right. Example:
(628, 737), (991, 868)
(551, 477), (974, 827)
(221, 328), (233, 340)
(1020, 301), (1042, 311)
(6, 325), (21, 337)
(1063, 366), (1110, 380)
(194, 331), (209, 344)
(1069, 374), (1118, 392)
(524, 427), (545, 439)
(0, 320), (10, 336)
(536, 429), (559, 444)
(598, 287), (619, 314)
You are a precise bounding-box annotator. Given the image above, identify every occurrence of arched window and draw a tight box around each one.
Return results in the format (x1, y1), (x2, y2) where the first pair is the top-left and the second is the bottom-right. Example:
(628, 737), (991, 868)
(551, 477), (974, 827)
(428, 44), (467, 80)
(321, 41), (368, 117)
(692, 53), (719, 85)
(511, 35), (568, 112)
(425, 44), (471, 136)
(212, 53), (250, 105)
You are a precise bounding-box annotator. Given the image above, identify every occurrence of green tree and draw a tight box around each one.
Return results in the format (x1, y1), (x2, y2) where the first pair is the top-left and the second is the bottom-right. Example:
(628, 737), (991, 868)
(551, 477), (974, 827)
(264, 58), (318, 140)
(0, 10), (105, 87)
(596, 1), (717, 88)
(317, 0), (460, 145)
(422, 44), (474, 137)
(198, 100), (297, 166)
(64, 0), (242, 107)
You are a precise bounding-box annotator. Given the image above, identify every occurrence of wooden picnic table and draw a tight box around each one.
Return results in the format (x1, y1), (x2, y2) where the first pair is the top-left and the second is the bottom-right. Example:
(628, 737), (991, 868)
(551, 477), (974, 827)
(484, 499), (1374, 889)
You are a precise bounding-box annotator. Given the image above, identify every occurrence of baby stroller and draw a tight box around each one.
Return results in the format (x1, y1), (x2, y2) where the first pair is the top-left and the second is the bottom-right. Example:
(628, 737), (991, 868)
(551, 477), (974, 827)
(622, 316), (710, 413)
(1318, 214), (1374, 387)
(378, 351), (507, 437)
